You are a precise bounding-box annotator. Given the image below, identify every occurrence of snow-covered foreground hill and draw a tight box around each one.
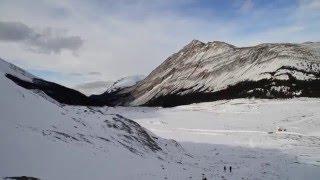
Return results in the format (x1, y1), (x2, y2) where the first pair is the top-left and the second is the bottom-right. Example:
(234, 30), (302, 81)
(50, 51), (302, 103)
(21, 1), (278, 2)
(0, 62), (208, 179)
(111, 98), (320, 179)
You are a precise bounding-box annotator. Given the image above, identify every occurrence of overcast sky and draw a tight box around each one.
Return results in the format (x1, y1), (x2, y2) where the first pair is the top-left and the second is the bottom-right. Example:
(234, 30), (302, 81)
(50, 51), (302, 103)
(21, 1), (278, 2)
(0, 0), (319, 87)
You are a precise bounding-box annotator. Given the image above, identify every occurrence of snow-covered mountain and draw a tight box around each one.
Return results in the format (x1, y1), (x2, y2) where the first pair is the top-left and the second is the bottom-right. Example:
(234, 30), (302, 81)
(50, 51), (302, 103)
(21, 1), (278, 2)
(74, 75), (145, 96)
(106, 75), (145, 93)
(103, 40), (320, 107)
(74, 81), (115, 95)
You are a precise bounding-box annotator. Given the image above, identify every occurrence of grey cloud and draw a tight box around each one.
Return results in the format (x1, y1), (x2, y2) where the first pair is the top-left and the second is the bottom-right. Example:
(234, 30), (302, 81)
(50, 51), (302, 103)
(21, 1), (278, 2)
(302, 0), (320, 10)
(74, 81), (111, 90)
(0, 21), (32, 41)
(0, 21), (83, 54)
(88, 72), (102, 76)
(68, 72), (102, 76)
(68, 72), (83, 76)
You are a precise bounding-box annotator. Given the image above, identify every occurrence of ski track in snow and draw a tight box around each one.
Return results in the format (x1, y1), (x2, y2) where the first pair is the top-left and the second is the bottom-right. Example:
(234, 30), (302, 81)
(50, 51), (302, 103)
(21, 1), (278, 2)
(150, 127), (315, 137)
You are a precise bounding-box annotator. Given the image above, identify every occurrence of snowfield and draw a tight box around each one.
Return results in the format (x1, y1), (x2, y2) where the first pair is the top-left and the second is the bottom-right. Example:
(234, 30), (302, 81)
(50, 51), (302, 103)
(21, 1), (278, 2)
(110, 98), (320, 179)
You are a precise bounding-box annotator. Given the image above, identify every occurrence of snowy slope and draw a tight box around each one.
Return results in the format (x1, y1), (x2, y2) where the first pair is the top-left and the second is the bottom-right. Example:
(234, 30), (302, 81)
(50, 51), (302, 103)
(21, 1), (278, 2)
(0, 58), (36, 82)
(108, 40), (320, 106)
(0, 60), (210, 180)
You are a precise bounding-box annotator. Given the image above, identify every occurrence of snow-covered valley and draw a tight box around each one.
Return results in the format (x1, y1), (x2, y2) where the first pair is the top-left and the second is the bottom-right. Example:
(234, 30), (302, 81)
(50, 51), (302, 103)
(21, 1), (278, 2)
(1, 57), (320, 179)
(1, 0), (320, 179)
(111, 98), (320, 179)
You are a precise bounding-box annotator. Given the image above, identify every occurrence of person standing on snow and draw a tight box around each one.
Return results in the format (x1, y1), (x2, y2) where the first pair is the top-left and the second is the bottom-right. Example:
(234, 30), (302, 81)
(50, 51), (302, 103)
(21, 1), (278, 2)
(202, 174), (207, 180)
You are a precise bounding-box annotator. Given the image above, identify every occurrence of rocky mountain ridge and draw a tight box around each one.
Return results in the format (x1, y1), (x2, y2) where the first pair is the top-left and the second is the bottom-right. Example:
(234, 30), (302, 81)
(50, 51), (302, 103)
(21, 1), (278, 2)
(102, 40), (320, 107)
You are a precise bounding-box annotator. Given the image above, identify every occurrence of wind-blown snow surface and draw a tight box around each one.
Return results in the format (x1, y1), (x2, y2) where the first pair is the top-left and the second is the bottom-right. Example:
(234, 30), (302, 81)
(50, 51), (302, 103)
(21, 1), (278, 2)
(111, 98), (320, 179)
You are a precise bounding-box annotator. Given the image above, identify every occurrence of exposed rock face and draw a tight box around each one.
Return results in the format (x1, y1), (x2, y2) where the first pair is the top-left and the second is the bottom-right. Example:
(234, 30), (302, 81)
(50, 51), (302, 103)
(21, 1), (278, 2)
(103, 40), (320, 107)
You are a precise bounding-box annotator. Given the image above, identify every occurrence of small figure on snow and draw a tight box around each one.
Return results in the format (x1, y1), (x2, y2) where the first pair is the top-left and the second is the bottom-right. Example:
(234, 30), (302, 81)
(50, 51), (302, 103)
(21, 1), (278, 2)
(229, 166), (232, 173)
(277, 127), (287, 132)
(202, 173), (207, 180)
(224, 166), (226, 172)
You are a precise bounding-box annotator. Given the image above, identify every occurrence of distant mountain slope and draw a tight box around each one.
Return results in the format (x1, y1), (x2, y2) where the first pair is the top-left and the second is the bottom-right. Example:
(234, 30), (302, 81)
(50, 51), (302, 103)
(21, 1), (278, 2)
(74, 81), (114, 95)
(104, 40), (320, 107)
(74, 75), (145, 96)
(106, 75), (145, 93)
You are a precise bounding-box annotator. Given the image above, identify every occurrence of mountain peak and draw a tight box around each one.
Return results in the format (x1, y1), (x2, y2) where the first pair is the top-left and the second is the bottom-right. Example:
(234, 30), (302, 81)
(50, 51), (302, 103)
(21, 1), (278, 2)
(208, 41), (235, 48)
(182, 39), (205, 50)
(189, 39), (204, 45)
(182, 40), (235, 54)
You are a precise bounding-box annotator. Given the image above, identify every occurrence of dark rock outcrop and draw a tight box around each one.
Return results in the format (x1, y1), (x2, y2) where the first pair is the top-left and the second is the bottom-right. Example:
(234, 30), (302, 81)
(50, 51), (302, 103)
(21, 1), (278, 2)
(5, 74), (95, 106)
